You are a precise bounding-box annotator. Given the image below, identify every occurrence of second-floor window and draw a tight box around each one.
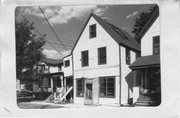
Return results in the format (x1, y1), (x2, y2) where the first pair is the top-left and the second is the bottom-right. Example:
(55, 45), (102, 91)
(64, 60), (70, 67)
(98, 47), (107, 65)
(126, 48), (130, 65)
(81, 50), (89, 67)
(89, 24), (96, 38)
(153, 36), (160, 55)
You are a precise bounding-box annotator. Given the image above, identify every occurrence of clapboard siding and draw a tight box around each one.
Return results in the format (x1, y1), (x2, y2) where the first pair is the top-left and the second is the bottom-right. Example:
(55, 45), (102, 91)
(62, 55), (73, 77)
(141, 17), (160, 56)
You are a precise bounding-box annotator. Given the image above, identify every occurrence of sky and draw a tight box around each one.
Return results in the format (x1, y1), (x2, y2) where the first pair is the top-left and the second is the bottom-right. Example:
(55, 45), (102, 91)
(15, 4), (155, 59)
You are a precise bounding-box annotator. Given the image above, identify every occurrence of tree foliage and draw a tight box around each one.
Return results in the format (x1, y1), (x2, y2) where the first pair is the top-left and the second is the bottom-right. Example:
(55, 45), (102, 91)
(132, 5), (158, 42)
(16, 20), (46, 82)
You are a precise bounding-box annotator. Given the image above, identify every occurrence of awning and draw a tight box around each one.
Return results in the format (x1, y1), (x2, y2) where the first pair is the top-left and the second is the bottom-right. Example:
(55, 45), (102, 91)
(129, 55), (160, 70)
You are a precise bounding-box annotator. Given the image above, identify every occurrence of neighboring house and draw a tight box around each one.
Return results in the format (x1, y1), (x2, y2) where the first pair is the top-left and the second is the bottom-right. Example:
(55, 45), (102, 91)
(71, 13), (140, 105)
(33, 58), (64, 100)
(62, 54), (73, 101)
(129, 7), (160, 106)
(16, 79), (25, 91)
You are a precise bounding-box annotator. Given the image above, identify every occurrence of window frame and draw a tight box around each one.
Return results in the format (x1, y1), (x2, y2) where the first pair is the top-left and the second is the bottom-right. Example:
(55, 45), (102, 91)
(98, 47), (107, 65)
(153, 35), (160, 55)
(64, 60), (70, 67)
(126, 48), (131, 65)
(81, 50), (89, 67)
(89, 24), (96, 39)
(99, 76), (115, 98)
(76, 78), (84, 97)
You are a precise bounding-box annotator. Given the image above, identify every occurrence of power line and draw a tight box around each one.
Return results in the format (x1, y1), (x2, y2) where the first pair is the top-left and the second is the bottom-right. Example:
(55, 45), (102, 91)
(16, 8), (63, 55)
(39, 6), (68, 51)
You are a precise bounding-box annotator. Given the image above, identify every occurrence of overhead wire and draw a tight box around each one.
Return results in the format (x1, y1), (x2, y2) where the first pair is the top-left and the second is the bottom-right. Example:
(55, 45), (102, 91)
(39, 6), (69, 51)
(16, 8), (63, 55)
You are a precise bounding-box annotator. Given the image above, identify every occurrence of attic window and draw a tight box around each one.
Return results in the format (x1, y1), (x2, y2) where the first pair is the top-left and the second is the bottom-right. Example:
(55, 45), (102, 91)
(89, 24), (96, 38)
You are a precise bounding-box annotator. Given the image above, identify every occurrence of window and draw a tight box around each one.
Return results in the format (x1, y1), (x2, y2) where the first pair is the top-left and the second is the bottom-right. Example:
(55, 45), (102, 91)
(136, 52), (141, 59)
(81, 50), (89, 67)
(89, 24), (96, 38)
(76, 78), (84, 97)
(58, 66), (62, 71)
(98, 47), (107, 65)
(99, 77), (115, 97)
(126, 48), (130, 65)
(153, 36), (160, 55)
(64, 60), (70, 67)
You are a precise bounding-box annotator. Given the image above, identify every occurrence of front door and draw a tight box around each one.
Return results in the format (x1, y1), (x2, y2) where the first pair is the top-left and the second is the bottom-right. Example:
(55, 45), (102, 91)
(84, 83), (93, 105)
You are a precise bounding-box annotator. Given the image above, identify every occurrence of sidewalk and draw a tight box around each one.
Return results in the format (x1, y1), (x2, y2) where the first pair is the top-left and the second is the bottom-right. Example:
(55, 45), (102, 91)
(18, 100), (134, 109)
(29, 101), (97, 108)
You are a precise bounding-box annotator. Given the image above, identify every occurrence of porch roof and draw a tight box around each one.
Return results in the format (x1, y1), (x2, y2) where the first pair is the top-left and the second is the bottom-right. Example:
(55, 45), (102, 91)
(39, 72), (64, 77)
(129, 55), (160, 69)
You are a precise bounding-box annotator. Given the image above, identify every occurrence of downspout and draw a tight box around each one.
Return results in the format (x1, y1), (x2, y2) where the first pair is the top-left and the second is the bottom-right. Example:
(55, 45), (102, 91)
(119, 45), (122, 105)
(71, 53), (75, 103)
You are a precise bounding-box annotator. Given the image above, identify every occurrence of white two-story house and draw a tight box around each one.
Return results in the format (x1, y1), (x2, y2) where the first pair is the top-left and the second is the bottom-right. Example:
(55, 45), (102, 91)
(130, 7), (160, 106)
(71, 13), (140, 106)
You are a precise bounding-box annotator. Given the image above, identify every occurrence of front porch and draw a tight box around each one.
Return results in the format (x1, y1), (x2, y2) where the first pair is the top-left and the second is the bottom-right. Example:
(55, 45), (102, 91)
(130, 55), (161, 106)
(33, 72), (73, 103)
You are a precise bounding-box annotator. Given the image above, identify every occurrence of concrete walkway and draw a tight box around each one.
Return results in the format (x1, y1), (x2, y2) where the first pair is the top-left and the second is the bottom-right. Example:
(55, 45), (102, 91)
(17, 101), (130, 109)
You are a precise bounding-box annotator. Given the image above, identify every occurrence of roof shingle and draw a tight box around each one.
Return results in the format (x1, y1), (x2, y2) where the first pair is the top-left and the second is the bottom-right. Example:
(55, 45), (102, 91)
(92, 13), (140, 52)
(129, 55), (160, 69)
(71, 13), (140, 54)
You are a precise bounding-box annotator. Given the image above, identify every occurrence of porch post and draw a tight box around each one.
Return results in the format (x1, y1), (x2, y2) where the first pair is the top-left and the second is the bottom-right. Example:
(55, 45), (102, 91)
(133, 70), (139, 104)
(144, 69), (149, 90)
(51, 77), (53, 92)
(64, 77), (67, 101)
(60, 75), (63, 87)
(64, 77), (67, 91)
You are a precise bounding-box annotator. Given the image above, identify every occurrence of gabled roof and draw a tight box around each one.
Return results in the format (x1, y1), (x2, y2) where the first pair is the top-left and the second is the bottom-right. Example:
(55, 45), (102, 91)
(129, 55), (160, 69)
(41, 58), (63, 66)
(135, 6), (159, 41)
(92, 14), (140, 52)
(71, 13), (140, 54)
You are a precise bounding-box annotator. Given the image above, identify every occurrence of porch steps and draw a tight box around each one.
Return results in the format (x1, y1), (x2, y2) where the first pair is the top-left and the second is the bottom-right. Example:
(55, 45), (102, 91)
(135, 96), (154, 106)
(54, 86), (73, 104)
(44, 94), (54, 102)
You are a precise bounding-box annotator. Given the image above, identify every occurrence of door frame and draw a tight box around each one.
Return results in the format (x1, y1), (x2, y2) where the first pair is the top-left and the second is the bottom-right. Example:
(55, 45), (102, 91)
(84, 79), (93, 105)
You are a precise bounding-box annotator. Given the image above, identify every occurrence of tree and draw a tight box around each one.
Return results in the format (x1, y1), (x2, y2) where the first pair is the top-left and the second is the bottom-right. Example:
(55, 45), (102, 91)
(132, 5), (158, 43)
(16, 19), (46, 89)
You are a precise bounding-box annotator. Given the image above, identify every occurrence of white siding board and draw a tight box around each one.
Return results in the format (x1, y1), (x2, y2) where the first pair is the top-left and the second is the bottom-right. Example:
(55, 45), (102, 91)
(120, 46), (136, 105)
(141, 17), (160, 56)
(73, 16), (120, 105)
(62, 55), (73, 77)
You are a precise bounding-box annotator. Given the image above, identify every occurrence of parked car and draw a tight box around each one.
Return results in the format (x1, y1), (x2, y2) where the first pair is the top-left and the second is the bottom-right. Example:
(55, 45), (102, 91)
(17, 89), (33, 98)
